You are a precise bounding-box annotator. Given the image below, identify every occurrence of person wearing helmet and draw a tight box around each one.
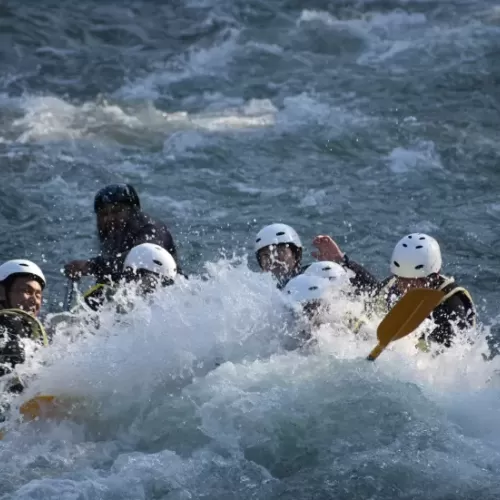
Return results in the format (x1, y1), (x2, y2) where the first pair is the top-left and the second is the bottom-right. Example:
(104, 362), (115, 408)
(303, 261), (352, 284)
(82, 243), (178, 312)
(284, 265), (368, 340)
(303, 261), (368, 334)
(0, 260), (49, 393)
(282, 272), (361, 350)
(254, 223), (305, 288)
(64, 184), (182, 285)
(283, 274), (335, 325)
(313, 233), (475, 348)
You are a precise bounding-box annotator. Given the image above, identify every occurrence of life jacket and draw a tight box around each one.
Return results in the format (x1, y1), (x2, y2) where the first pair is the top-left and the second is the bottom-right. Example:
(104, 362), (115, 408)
(81, 283), (114, 312)
(0, 310), (48, 393)
(343, 311), (367, 335)
(0, 309), (48, 346)
(81, 283), (137, 316)
(437, 276), (476, 327)
(369, 275), (476, 326)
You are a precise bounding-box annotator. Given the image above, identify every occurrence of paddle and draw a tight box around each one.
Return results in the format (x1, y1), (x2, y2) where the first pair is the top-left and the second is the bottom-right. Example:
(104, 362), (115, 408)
(0, 395), (61, 439)
(63, 279), (79, 312)
(19, 395), (59, 420)
(367, 288), (445, 361)
(0, 395), (77, 439)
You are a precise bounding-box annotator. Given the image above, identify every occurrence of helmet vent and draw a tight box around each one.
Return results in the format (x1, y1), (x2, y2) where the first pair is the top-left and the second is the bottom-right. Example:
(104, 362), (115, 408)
(19, 263), (29, 267)
(419, 236), (426, 240)
(153, 259), (163, 266)
(393, 261), (400, 267)
(416, 245), (423, 249)
(256, 238), (261, 243)
(415, 264), (424, 270)
(309, 286), (319, 291)
(402, 243), (408, 248)
(408, 235), (413, 239)
(276, 231), (285, 236)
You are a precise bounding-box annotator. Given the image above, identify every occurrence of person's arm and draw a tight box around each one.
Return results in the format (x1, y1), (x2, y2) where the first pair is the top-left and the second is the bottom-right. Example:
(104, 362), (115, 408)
(88, 221), (182, 281)
(341, 254), (380, 294)
(311, 235), (380, 294)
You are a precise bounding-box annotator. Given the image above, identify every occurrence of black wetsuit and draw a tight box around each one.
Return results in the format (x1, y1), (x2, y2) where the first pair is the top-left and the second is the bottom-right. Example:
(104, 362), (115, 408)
(88, 210), (181, 285)
(338, 255), (379, 295)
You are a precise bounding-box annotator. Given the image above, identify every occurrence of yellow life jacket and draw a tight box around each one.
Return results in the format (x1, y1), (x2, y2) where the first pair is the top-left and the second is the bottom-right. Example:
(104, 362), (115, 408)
(370, 275), (474, 320)
(436, 276), (476, 327)
(0, 309), (48, 346)
(343, 311), (368, 335)
(81, 283), (112, 312)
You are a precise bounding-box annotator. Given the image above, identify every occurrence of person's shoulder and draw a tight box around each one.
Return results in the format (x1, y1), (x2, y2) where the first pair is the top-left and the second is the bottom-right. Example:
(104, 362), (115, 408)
(135, 211), (170, 230)
(0, 310), (32, 335)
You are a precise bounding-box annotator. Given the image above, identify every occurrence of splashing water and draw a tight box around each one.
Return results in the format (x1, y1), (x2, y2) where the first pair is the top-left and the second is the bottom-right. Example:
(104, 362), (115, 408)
(2, 0), (500, 498)
(0, 260), (499, 499)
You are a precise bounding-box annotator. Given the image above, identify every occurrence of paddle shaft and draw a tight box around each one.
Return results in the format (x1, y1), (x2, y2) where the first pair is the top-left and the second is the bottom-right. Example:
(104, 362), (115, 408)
(63, 279), (78, 311)
(367, 297), (427, 361)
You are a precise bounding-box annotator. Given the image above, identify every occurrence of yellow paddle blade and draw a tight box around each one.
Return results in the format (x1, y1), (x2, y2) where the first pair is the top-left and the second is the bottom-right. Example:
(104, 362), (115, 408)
(0, 395), (75, 439)
(19, 395), (58, 421)
(367, 288), (445, 361)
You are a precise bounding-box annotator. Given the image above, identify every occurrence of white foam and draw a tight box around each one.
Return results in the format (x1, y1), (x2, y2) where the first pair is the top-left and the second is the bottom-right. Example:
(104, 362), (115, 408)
(116, 29), (240, 101)
(297, 9), (430, 65)
(7, 94), (276, 146)
(387, 140), (444, 174)
(1, 259), (499, 495)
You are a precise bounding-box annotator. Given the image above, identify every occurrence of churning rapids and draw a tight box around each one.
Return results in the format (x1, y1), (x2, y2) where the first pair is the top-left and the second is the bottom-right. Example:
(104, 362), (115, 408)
(0, 262), (500, 499)
(2, 0), (500, 498)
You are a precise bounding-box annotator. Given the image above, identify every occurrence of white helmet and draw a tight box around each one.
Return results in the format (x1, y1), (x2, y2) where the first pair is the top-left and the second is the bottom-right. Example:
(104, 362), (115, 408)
(390, 233), (442, 278)
(283, 274), (333, 304)
(0, 259), (46, 288)
(304, 261), (348, 283)
(123, 243), (177, 280)
(254, 223), (302, 253)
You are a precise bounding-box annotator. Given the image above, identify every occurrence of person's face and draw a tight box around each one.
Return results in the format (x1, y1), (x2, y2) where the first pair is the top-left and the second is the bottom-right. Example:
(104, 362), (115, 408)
(97, 204), (130, 237)
(7, 276), (43, 316)
(124, 269), (164, 295)
(258, 244), (298, 278)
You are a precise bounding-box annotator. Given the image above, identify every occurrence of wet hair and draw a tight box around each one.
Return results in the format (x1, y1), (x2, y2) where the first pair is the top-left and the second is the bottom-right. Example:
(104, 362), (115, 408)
(94, 184), (140, 213)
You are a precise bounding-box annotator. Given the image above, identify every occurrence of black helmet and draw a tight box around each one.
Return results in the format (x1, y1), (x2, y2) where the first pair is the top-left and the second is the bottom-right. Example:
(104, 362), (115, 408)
(94, 184), (140, 213)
